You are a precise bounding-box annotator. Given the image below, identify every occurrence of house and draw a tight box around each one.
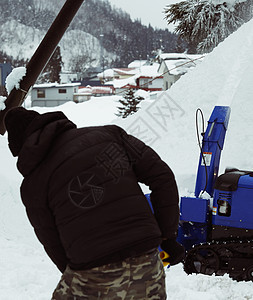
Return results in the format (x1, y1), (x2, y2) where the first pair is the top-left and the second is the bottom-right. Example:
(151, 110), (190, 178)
(106, 63), (163, 95)
(128, 60), (150, 68)
(95, 54), (205, 95)
(0, 62), (12, 95)
(31, 82), (81, 107)
(60, 72), (78, 84)
(135, 63), (163, 92)
(91, 86), (114, 97)
(78, 85), (114, 97)
(73, 92), (92, 103)
(136, 75), (163, 92)
(97, 68), (137, 83)
(158, 53), (205, 90)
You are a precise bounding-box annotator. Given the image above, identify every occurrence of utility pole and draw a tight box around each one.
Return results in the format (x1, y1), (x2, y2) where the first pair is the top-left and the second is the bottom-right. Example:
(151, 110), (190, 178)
(100, 33), (105, 83)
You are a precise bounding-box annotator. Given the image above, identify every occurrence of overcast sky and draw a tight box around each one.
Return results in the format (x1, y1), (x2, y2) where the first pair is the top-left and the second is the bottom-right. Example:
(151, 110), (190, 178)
(107, 0), (180, 29)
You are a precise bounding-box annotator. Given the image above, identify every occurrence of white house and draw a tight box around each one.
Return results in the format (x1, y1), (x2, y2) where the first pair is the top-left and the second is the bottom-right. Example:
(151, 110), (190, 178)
(135, 63), (163, 91)
(158, 53), (205, 90)
(31, 82), (81, 107)
(60, 72), (78, 84)
(106, 63), (163, 94)
(128, 60), (150, 68)
(97, 68), (137, 82)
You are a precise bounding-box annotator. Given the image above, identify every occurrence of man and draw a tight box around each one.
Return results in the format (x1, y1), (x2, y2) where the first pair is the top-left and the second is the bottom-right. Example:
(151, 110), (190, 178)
(4, 107), (184, 300)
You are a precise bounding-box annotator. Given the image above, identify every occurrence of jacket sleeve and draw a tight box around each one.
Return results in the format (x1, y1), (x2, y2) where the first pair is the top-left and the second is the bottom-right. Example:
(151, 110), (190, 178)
(117, 126), (180, 239)
(21, 183), (68, 273)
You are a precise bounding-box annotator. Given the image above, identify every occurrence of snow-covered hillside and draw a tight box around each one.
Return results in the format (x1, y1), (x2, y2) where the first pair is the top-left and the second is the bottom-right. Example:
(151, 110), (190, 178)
(1, 15), (253, 300)
(0, 0), (177, 72)
(0, 20), (44, 60)
(0, 19), (115, 71)
(59, 29), (116, 71)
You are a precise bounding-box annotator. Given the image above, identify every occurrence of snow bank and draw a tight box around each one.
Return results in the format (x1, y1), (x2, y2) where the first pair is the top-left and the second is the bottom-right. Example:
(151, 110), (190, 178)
(166, 265), (253, 300)
(31, 95), (122, 128)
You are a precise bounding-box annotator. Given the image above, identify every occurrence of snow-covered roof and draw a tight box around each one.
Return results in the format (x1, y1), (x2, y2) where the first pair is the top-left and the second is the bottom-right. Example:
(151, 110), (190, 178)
(160, 54), (205, 75)
(128, 60), (149, 68)
(135, 63), (161, 78)
(33, 82), (81, 88)
(106, 64), (162, 89)
(113, 68), (136, 76)
(97, 68), (114, 78)
(106, 63), (162, 88)
(107, 76), (136, 89)
(163, 60), (193, 75)
(78, 85), (114, 94)
(77, 87), (92, 94)
(97, 68), (137, 79)
(160, 53), (204, 61)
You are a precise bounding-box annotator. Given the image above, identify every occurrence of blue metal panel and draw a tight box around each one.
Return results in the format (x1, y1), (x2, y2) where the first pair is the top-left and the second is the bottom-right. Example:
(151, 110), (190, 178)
(178, 197), (210, 250)
(195, 106), (231, 198)
(213, 176), (253, 229)
(180, 197), (210, 223)
(209, 106), (230, 132)
(177, 221), (208, 251)
(238, 174), (253, 189)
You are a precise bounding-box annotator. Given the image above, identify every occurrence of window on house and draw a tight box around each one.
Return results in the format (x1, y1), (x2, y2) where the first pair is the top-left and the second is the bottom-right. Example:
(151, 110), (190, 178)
(37, 89), (45, 98)
(0, 68), (2, 85)
(142, 78), (150, 87)
(58, 89), (67, 93)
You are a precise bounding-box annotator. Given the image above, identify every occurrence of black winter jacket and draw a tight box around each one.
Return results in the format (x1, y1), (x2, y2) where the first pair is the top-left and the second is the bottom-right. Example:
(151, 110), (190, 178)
(17, 111), (179, 273)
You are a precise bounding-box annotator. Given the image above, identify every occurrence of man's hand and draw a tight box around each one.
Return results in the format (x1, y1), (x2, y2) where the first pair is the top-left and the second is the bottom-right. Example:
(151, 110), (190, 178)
(160, 239), (185, 266)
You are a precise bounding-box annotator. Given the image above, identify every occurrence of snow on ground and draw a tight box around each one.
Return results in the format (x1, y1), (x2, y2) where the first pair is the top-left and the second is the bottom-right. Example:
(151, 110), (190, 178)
(1, 18), (253, 300)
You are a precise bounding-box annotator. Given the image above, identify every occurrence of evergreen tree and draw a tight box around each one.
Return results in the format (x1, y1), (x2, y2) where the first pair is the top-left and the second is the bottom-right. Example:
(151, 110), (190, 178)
(116, 89), (144, 118)
(39, 46), (62, 83)
(164, 0), (253, 53)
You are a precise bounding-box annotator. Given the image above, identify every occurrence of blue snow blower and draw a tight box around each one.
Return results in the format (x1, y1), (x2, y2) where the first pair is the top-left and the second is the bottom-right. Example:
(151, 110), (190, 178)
(147, 106), (253, 281)
(179, 106), (253, 281)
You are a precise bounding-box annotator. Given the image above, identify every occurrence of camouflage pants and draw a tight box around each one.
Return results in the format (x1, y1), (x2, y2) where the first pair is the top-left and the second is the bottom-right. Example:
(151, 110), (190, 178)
(52, 248), (166, 300)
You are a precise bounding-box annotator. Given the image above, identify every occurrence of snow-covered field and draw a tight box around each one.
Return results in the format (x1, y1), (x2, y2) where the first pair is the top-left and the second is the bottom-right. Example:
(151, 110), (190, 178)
(1, 17), (253, 300)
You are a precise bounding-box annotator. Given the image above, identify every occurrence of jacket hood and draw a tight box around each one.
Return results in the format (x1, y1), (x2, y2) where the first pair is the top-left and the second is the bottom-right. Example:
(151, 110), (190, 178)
(17, 111), (76, 176)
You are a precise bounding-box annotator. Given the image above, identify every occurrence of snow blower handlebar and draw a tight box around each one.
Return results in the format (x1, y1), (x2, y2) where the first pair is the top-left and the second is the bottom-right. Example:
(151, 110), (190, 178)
(0, 0), (85, 135)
